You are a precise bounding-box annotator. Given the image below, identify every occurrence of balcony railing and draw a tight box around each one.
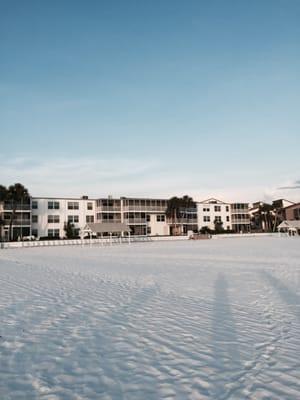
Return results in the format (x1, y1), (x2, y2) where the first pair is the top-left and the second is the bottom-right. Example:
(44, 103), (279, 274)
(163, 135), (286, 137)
(231, 220), (250, 224)
(3, 219), (31, 226)
(97, 219), (122, 224)
(123, 205), (167, 212)
(168, 218), (198, 224)
(97, 206), (121, 212)
(3, 204), (31, 211)
(124, 218), (147, 224)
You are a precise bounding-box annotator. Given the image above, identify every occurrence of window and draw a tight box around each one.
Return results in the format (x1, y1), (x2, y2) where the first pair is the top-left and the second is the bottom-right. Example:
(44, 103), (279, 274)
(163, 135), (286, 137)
(293, 208), (300, 220)
(226, 206), (229, 212)
(226, 216), (230, 222)
(86, 215), (94, 223)
(214, 206), (221, 212)
(48, 215), (60, 223)
(32, 215), (38, 223)
(147, 227), (151, 234)
(203, 216), (210, 222)
(156, 215), (165, 222)
(48, 201), (59, 210)
(146, 215), (151, 222)
(32, 200), (38, 209)
(48, 229), (60, 238)
(87, 202), (93, 210)
(68, 202), (79, 210)
(32, 229), (38, 237)
(203, 207), (210, 212)
(68, 215), (79, 223)
(215, 216), (222, 223)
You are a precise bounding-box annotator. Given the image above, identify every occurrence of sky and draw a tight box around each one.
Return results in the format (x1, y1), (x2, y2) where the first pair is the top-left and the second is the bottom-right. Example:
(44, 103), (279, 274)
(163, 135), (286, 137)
(1, 0), (300, 202)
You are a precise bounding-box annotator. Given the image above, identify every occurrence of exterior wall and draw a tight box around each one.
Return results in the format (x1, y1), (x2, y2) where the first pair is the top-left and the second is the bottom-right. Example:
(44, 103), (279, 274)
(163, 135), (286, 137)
(285, 203), (300, 220)
(31, 197), (96, 238)
(96, 197), (170, 236)
(231, 203), (250, 233)
(0, 200), (32, 241)
(197, 199), (231, 231)
(122, 197), (169, 236)
(148, 213), (169, 236)
(96, 198), (122, 223)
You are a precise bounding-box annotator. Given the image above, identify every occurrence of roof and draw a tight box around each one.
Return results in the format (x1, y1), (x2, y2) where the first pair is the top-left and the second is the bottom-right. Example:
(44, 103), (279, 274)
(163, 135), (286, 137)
(283, 202), (300, 210)
(198, 198), (229, 205)
(277, 220), (300, 230)
(84, 223), (130, 233)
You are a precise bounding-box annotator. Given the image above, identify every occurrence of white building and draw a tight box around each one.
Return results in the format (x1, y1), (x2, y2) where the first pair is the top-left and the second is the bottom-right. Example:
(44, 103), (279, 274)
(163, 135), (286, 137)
(31, 196), (96, 239)
(96, 197), (170, 236)
(231, 202), (250, 233)
(197, 198), (232, 231)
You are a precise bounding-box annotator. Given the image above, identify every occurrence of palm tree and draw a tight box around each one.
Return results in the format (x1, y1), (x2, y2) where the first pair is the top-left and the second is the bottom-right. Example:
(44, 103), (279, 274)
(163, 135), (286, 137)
(166, 195), (195, 235)
(258, 203), (274, 232)
(6, 183), (30, 241)
(0, 185), (8, 241)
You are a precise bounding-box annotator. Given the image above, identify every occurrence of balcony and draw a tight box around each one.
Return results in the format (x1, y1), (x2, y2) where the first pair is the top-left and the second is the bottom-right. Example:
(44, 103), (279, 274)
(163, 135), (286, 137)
(97, 219), (122, 224)
(123, 205), (167, 212)
(3, 219), (31, 226)
(168, 218), (198, 224)
(124, 218), (147, 224)
(3, 203), (31, 211)
(231, 220), (250, 224)
(97, 206), (121, 212)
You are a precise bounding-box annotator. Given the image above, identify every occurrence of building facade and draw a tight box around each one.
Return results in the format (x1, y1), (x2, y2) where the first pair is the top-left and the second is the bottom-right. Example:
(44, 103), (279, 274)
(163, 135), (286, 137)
(284, 202), (300, 221)
(31, 196), (96, 238)
(96, 197), (170, 236)
(0, 199), (31, 241)
(231, 203), (251, 233)
(197, 198), (232, 231)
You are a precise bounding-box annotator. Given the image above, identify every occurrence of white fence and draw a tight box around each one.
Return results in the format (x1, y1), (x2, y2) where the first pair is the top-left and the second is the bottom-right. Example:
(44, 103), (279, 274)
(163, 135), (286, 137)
(0, 235), (189, 250)
(211, 232), (283, 239)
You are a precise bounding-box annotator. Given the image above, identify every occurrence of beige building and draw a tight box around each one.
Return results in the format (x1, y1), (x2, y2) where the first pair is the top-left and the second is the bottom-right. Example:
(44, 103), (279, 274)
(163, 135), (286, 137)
(284, 202), (300, 221)
(231, 203), (251, 233)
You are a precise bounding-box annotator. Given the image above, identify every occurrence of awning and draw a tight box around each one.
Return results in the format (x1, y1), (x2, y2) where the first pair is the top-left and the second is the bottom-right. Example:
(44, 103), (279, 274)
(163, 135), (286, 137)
(83, 223), (130, 234)
(277, 220), (300, 231)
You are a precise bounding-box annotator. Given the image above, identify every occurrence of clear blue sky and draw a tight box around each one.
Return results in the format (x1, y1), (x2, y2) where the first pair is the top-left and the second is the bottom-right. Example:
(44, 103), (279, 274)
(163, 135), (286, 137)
(1, 0), (300, 201)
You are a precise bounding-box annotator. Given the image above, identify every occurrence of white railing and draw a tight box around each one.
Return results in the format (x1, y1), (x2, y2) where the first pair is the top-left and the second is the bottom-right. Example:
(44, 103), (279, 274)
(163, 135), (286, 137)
(123, 206), (167, 212)
(211, 233), (281, 239)
(0, 235), (189, 249)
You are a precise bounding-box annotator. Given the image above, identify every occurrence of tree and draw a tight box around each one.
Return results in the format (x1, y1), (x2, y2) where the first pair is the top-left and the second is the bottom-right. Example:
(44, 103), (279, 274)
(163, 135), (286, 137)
(64, 221), (77, 239)
(214, 218), (224, 234)
(0, 185), (8, 240)
(166, 195), (195, 235)
(200, 226), (212, 235)
(6, 183), (30, 241)
(258, 203), (274, 232)
(0, 185), (7, 201)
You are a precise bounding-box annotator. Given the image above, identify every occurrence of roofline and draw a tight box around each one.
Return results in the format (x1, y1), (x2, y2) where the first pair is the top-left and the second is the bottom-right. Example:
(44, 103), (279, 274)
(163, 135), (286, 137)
(284, 202), (300, 209)
(198, 197), (229, 204)
(32, 197), (97, 201)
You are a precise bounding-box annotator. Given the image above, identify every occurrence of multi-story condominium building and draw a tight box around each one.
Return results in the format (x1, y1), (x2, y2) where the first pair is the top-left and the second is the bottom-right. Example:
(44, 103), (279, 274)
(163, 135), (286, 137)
(31, 196), (96, 239)
(231, 203), (250, 233)
(272, 199), (295, 224)
(197, 198), (232, 231)
(0, 199), (31, 241)
(96, 197), (170, 236)
(284, 202), (300, 221)
(122, 197), (169, 236)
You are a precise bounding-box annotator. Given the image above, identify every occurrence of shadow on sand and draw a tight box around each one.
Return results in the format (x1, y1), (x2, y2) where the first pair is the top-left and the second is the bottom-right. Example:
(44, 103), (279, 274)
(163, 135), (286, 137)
(211, 273), (242, 399)
(261, 271), (300, 321)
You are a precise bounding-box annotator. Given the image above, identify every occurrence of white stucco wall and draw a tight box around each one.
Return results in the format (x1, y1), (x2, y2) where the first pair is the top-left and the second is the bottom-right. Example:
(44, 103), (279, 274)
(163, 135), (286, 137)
(197, 200), (232, 231)
(31, 198), (96, 238)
